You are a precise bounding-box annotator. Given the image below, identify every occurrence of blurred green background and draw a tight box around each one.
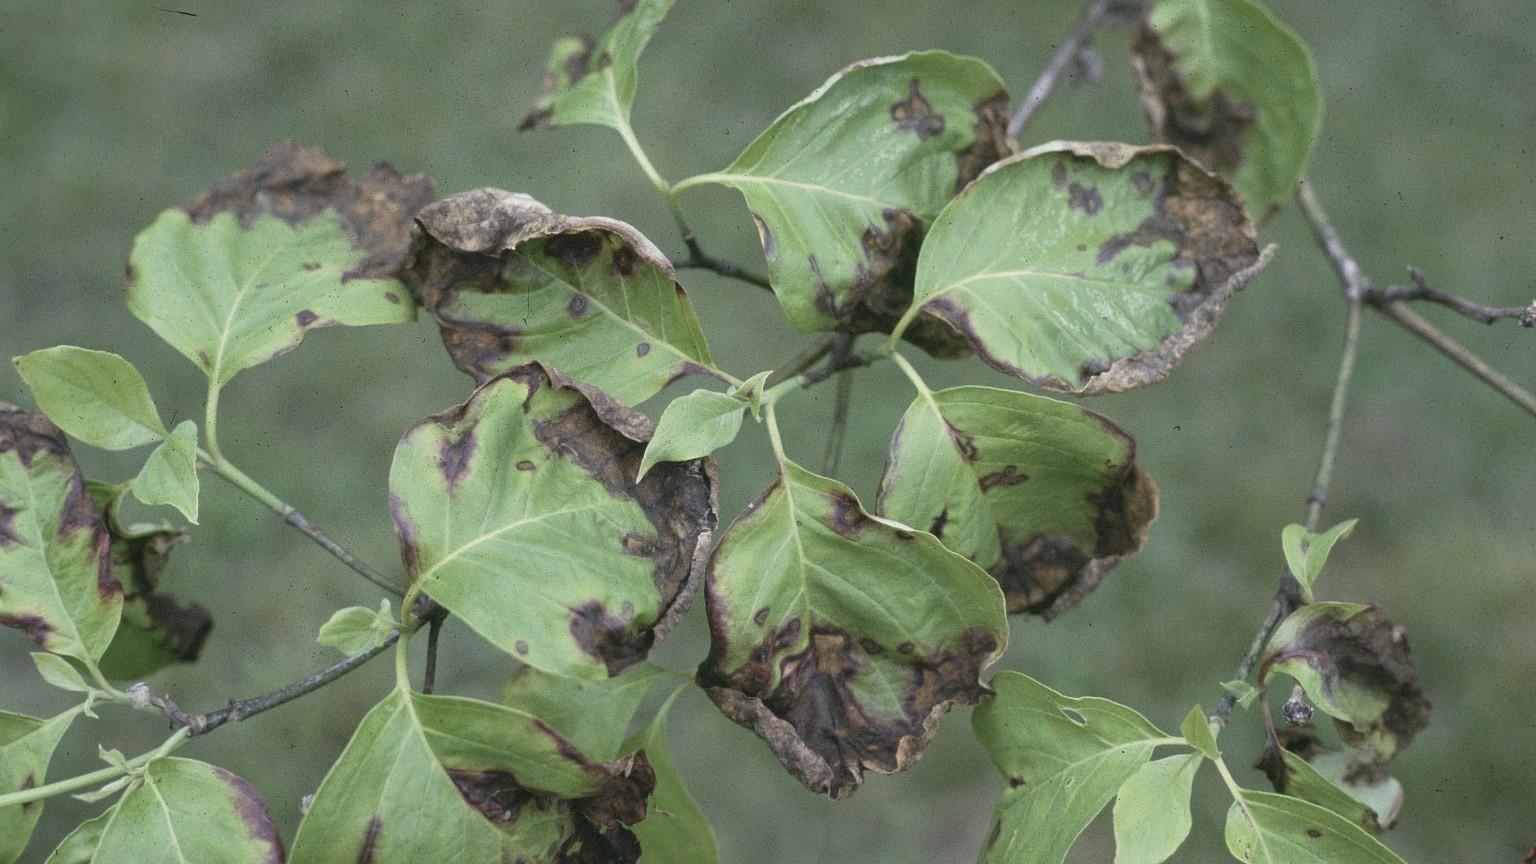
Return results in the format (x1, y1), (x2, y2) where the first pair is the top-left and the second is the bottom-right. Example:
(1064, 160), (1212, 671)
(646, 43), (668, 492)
(2, 1), (1534, 861)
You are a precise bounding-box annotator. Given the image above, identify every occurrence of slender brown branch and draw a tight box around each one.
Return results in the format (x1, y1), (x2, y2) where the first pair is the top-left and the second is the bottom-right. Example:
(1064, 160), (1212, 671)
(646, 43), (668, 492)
(422, 613), (444, 695)
(1007, 0), (1119, 143)
(1295, 179), (1369, 302)
(1370, 268), (1536, 328)
(1374, 302), (1536, 418)
(769, 336), (838, 387)
(677, 250), (773, 291)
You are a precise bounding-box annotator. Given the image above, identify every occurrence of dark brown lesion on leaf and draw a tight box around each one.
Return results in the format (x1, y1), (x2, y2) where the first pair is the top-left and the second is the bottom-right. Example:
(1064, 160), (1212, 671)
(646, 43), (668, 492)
(436, 427), (477, 493)
(178, 140), (434, 284)
(354, 815), (382, 864)
(890, 79), (946, 140)
(955, 91), (1011, 192)
(1130, 24), (1258, 185)
(212, 766), (286, 862)
(1067, 181), (1103, 215)
(0, 404), (70, 468)
(0, 501), (21, 547)
(826, 492), (870, 537)
(295, 309), (319, 327)
(0, 613), (52, 647)
(977, 465), (1028, 492)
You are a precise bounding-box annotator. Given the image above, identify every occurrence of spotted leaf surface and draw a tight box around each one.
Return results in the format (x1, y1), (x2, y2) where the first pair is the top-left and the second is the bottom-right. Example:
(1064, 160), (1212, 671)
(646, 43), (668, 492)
(127, 141), (431, 386)
(289, 689), (654, 864)
(407, 189), (718, 406)
(1225, 789), (1405, 863)
(390, 364), (715, 678)
(0, 709), (77, 864)
(0, 406), (121, 664)
(681, 51), (1008, 348)
(903, 141), (1269, 394)
(972, 672), (1171, 864)
(78, 758), (285, 864)
(521, 0), (676, 133)
(877, 385), (1156, 618)
(1132, 0), (1322, 219)
(698, 458), (1006, 799)
(502, 662), (667, 761)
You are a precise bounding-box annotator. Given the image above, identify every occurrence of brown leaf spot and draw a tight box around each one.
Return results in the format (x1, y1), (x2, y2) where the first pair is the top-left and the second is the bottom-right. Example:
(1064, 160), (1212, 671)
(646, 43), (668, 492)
(516, 459), (537, 471)
(1306, 828), (1323, 839)
(611, 244), (638, 277)
(545, 232), (604, 270)
(927, 508), (949, 539)
(355, 816), (382, 864)
(567, 293), (589, 318)
(197, 350), (212, 369)
(569, 601), (648, 677)
(1130, 24), (1258, 193)
(295, 309), (319, 327)
(0, 613), (51, 646)
(826, 492), (869, 537)
(515, 640), (529, 656)
(977, 465), (1028, 492)
(384, 291), (401, 304)
(890, 79), (945, 140)
(437, 427), (476, 492)
(0, 501), (20, 547)
(388, 494), (420, 579)
(621, 532), (655, 557)
(0, 405), (70, 468)
(753, 606), (771, 627)
(955, 91), (1011, 192)
(751, 212), (777, 261)
(213, 767), (286, 863)
(1067, 182), (1102, 215)
(635, 341), (651, 358)
(301, 261), (322, 271)
(1131, 170), (1154, 197)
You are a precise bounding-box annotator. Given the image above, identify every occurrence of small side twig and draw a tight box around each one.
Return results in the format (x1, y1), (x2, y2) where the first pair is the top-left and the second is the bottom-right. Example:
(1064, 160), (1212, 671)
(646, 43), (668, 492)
(1370, 268), (1536, 327)
(769, 337), (838, 387)
(821, 336), (856, 475)
(677, 249), (773, 292)
(1007, 0), (1123, 143)
(1374, 302), (1536, 419)
(422, 613), (445, 695)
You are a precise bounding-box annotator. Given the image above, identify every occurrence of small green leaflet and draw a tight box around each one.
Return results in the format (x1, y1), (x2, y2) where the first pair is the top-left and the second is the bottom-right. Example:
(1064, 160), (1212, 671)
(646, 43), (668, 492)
(129, 420), (200, 524)
(1221, 679), (1260, 710)
(127, 141), (430, 388)
(1179, 704), (1219, 760)
(972, 672), (1175, 864)
(625, 686), (719, 864)
(522, 0), (676, 133)
(1132, 0), (1324, 219)
(732, 370), (772, 419)
(30, 652), (91, 692)
(877, 383), (1156, 617)
(1280, 518), (1357, 602)
(637, 390), (747, 481)
(317, 599), (397, 655)
(11, 347), (166, 450)
(0, 405), (122, 665)
(502, 662), (667, 761)
(1225, 789), (1405, 863)
(898, 141), (1268, 394)
(677, 51), (1008, 340)
(0, 708), (78, 864)
(699, 458), (1006, 798)
(1112, 753), (1201, 864)
(389, 364), (714, 678)
(65, 758), (285, 864)
(408, 190), (720, 407)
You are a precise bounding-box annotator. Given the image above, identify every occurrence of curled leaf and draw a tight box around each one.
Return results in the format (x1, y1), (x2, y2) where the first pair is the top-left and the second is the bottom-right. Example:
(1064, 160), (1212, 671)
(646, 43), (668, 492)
(903, 141), (1271, 394)
(521, 0), (676, 133)
(1257, 725), (1402, 833)
(878, 385), (1156, 617)
(698, 459), (1006, 799)
(1260, 603), (1430, 763)
(316, 600), (396, 656)
(389, 363), (715, 678)
(405, 189), (719, 406)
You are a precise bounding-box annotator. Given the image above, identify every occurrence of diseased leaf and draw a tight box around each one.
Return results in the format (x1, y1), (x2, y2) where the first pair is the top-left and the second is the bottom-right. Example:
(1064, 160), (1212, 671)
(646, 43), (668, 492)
(289, 688), (655, 864)
(901, 141), (1271, 394)
(699, 458), (1005, 799)
(86, 758), (284, 864)
(637, 390), (747, 481)
(1112, 753), (1201, 864)
(877, 384), (1156, 618)
(127, 141), (432, 386)
(43, 811), (110, 864)
(87, 483), (210, 681)
(1131, 0), (1323, 219)
(502, 662), (667, 760)
(624, 686), (719, 864)
(0, 406), (122, 664)
(0, 708), (78, 864)
(1281, 519), (1357, 602)
(11, 347), (166, 450)
(1260, 603), (1430, 763)
(1225, 789), (1405, 863)
(129, 420), (200, 524)
(30, 652), (91, 692)
(1257, 725), (1401, 832)
(521, 0), (676, 133)
(390, 363), (715, 678)
(973, 672), (1171, 864)
(1180, 704), (1219, 760)
(316, 600), (396, 656)
(406, 190), (719, 406)
(732, 371), (772, 419)
(680, 51), (1008, 349)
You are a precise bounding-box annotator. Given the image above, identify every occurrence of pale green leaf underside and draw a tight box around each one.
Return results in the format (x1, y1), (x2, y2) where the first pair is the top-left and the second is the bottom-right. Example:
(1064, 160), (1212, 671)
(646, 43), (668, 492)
(638, 390), (746, 480)
(626, 687), (719, 864)
(530, 0), (677, 131)
(11, 347), (166, 450)
(502, 662), (666, 761)
(316, 600), (395, 656)
(1282, 518), (1357, 600)
(0, 709), (77, 864)
(127, 210), (413, 387)
(90, 758), (283, 864)
(1275, 749), (1384, 833)
(1224, 789), (1405, 863)
(30, 652), (91, 692)
(43, 811), (110, 864)
(1179, 704), (1220, 760)
(1113, 753), (1201, 864)
(687, 51), (1006, 331)
(130, 420), (200, 524)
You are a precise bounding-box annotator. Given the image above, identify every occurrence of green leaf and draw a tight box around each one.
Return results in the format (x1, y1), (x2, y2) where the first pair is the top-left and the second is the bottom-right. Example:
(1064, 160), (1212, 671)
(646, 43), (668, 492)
(637, 390), (747, 481)
(1280, 519), (1358, 602)
(11, 347), (166, 450)
(902, 141), (1269, 394)
(43, 811), (110, 864)
(0, 406), (123, 664)
(521, 0), (676, 133)
(625, 686), (719, 864)
(1261, 603), (1430, 762)
(972, 672), (1171, 864)
(699, 458), (1006, 798)
(1179, 704), (1219, 759)
(877, 384), (1156, 617)
(30, 652), (91, 692)
(82, 758), (284, 864)
(390, 364), (714, 679)
(679, 51), (1008, 343)
(1112, 753), (1201, 864)
(1270, 745), (1398, 833)
(126, 141), (430, 387)
(408, 190), (720, 406)
(1221, 679), (1259, 710)
(289, 688), (655, 863)
(129, 420), (199, 524)
(0, 708), (78, 864)
(317, 599), (397, 656)
(732, 370), (772, 419)
(1132, 0), (1323, 219)
(502, 662), (666, 761)
(87, 483), (208, 681)
(1225, 789), (1405, 863)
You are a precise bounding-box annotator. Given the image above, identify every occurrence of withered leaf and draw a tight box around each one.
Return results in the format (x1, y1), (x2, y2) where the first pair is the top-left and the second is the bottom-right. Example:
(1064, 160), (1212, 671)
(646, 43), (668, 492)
(405, 189), (720, 406)
(521, 0), (675, 134)
(1257, 725), (1403, 833)
(389, 362), (715, 678)
(877, 384), (1157, 618)
(899, 141), (1271, 394)
(697, 459), (1006, 798)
